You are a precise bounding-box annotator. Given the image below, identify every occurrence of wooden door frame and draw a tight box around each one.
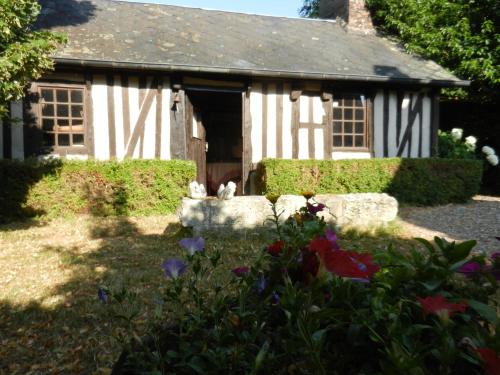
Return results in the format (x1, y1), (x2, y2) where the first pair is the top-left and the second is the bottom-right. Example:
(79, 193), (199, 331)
(184, 87), (248, 194)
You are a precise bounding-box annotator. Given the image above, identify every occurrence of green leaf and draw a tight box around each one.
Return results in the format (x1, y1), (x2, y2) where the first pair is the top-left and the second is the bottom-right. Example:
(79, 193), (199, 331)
(466, 299), (499, 325)
(253, 340), (270, 373)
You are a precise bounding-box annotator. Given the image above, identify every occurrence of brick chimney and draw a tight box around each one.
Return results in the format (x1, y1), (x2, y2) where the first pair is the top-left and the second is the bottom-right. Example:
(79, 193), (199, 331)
(319, 0), (374, 34)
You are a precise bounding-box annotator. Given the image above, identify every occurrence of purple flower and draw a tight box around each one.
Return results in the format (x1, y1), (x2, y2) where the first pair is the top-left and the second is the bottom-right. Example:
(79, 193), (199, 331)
(458, 261), (482, 277)
(98, 288), (108, 303)
(257, 272), (266, 294)
(491, 252), (500, 262)
(325, 227), (340, 251)
(162, 258), (187, 279)
(232, 266), (250, 277)
(271, 291), (281, 304)
(307, 202), (325, 215)
(179, 237), (205, 256)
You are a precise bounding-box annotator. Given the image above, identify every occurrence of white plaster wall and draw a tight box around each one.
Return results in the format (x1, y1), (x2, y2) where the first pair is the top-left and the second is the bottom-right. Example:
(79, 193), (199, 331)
(282, 83), (293, 159)
(250, 83), (263, 163)
(91, 75), (110, 160)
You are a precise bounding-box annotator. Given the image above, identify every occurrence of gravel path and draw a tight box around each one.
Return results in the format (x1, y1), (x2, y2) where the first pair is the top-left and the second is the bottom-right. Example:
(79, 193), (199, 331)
(398, 195), (500, 254)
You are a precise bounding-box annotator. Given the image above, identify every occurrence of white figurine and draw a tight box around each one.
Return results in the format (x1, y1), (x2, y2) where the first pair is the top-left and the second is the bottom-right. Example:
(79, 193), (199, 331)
(217, 184), (225, 199)
(222, 181), (236, 200)
(188, 181), (207, 199)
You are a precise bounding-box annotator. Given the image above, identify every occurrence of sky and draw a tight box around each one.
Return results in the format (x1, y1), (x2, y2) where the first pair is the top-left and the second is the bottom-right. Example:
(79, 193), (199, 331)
(121, 0), (305, 17)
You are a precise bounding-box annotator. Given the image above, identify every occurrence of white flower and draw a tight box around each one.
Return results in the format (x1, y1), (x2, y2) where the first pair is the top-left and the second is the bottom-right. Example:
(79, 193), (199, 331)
(482, 146), (495, 155)
(486, 154), (499, 166)
(451, 128), (463, 141)
(465, 135), (477, 145)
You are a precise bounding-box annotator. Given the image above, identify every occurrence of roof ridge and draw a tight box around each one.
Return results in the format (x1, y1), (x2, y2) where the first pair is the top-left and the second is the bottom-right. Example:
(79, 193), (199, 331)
(112, 0), (337, 24)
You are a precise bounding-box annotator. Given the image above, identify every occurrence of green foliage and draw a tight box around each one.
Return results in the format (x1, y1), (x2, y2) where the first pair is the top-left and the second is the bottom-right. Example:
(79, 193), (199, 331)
(365, 0), (499, 102)
(299, 0), (320, 18)
(438, 130), (477, 160)
(257, 158), (483, 205)
(0, 0), (65, 117)
(106, 201), (500, 374)
(0, 159), (196, 221)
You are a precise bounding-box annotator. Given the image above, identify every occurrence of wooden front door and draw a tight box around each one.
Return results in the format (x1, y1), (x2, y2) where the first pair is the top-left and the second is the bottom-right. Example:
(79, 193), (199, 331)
(185, 94), (207, 187)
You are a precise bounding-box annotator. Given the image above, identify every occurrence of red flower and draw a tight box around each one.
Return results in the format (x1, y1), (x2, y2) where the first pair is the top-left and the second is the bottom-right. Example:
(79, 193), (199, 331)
(417, 295), (467, 318)
(302, 251), (319, 277)
(267, 241), (283, 257)
(322, 250), (380, 279)
(476, 348), (500, 375)
(309, 237), (333, 258)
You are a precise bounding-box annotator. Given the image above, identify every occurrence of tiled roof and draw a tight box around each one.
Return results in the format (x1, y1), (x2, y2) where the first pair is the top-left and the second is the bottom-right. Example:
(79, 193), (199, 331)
(36, 0), (467, 86)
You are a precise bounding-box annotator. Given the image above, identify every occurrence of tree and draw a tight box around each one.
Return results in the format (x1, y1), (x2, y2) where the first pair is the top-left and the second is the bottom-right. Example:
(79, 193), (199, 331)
(0, 0), (65, 118)
(299, 0), (320, 18)
(299, 0), (500, 103)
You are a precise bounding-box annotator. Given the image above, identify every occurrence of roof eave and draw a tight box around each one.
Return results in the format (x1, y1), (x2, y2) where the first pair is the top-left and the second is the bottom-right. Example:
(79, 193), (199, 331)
(54, 58), (470, 88)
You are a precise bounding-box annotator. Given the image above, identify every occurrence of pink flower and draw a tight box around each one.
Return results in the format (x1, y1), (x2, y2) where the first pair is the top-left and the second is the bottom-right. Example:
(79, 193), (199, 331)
(417, 295), (467, 319)
(306, 202), (325, 215)
(232, 267), (250, 277)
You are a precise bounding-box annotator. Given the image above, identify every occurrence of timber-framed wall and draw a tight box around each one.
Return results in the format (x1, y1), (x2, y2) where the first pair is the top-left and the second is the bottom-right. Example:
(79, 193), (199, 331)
(1, 67), (440, 194)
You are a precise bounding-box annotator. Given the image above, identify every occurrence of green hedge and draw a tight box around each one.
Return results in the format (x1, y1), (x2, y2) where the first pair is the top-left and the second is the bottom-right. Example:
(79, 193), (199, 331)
(0, 159), (196, 222)
(257, 158), (483, 206)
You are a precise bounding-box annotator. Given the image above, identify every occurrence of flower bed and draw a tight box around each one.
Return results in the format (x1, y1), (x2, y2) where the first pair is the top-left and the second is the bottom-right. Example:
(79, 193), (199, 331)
(105, 195), (500, 374)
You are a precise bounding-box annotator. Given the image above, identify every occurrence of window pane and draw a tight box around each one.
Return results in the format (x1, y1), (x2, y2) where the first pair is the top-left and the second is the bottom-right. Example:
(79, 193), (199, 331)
(42, 119), (54, 131)
(58, 119), (70, 127)
(333, 108), (342, 119)
(355, 109), (364, 120)
(333, 136), (342, 147)
(42, 104), (54, 116)
(58, 134), (70, 146)
(56, 90), (69, 102)
(344, 109), (353, 120)
(344, 122), (353, 133)
(71, 105), (83, 118)
(344, 136), (353, 147)
(71, 90), (83, 103)
(355, 136), (364, 147)
(57, 105), (69, 117)
(73, 134), (85, 145)
(355, 122), (364, 134)
(355, 97), (364, 107)
(43, 133), (54, 147)
(333, 121), (342, 133)
(41, 89), (54, 102)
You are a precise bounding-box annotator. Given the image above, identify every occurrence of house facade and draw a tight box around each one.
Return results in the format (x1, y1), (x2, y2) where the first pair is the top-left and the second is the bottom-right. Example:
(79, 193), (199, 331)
(0, 0), (467, 194)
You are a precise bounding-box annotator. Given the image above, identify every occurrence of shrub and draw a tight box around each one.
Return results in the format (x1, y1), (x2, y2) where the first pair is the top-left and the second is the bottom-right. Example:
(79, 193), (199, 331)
(105, 197), (500, 374)
(0, 159), (196, 221)
(257, 158), (483, 205)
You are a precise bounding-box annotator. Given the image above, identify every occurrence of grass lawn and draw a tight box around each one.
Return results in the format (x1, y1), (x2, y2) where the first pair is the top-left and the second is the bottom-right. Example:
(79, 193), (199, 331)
(0, 215), (415, 374)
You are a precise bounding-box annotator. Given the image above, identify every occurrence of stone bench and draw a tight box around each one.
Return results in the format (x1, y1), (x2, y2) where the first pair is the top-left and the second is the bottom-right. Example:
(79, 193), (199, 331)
(179, 193), (398, 234)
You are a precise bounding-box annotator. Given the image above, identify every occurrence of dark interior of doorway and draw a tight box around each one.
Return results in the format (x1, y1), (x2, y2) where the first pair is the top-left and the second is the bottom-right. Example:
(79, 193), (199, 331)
(188, 90), (242, 196)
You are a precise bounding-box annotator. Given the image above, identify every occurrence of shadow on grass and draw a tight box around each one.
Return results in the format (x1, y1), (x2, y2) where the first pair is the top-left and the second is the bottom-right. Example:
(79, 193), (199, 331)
(0, 215), (268, 373)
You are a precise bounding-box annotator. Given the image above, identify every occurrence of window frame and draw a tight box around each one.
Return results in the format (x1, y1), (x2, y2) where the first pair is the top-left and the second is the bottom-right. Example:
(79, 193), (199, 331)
(36, 82), (89, 154)
(331, 92), (371, 152)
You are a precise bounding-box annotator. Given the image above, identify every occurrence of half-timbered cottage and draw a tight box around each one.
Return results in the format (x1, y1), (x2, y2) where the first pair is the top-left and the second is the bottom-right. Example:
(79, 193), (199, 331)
(1, 0), (468, 194)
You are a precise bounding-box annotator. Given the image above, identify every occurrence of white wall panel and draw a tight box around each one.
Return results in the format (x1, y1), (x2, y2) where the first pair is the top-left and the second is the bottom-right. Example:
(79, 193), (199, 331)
(250, 83), (263, 163)
(91, 75), (110, 160)
(266, 84), (277, 158)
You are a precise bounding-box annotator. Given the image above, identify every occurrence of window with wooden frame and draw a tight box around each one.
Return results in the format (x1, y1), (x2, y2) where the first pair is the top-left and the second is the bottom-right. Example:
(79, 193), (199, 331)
(38, 84), (86, 151)
(332, 94), (368, 150)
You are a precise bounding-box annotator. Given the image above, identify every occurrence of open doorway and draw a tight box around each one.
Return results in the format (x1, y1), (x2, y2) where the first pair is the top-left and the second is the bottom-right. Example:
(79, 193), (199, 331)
(185, 89), (243, 196)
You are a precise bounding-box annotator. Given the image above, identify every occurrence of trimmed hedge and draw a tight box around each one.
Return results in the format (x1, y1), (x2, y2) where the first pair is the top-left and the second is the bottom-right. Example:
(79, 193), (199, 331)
(257, 158), (483, 206)
(0, 159), (196, 222)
